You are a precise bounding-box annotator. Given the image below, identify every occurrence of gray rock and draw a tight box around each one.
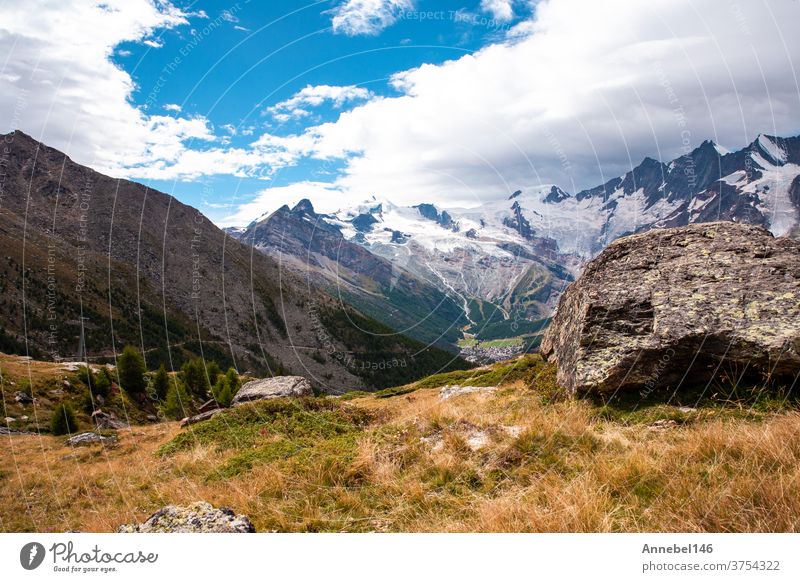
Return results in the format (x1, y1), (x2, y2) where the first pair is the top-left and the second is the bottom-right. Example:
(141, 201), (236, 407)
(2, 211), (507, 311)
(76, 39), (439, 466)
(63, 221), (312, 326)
(232, 376), (313, 406)
(117, 502), (255, 533)
(180, 408), (224, 427)
(66, 432), (112, 446)
(14, 391), (33, 405)
(541, 222), (800, 396)
(91, 410), (129, 430)
(0, 426), (27, 435)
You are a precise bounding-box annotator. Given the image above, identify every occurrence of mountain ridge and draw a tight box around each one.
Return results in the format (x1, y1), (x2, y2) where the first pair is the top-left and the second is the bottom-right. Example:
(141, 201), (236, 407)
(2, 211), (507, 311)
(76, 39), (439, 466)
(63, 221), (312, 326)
(0, 131), (470, 390)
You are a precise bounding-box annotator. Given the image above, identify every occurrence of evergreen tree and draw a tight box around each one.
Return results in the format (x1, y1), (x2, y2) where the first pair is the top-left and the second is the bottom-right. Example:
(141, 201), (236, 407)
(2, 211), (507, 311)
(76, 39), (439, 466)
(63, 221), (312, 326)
(118, 346), (146, 395)
(206, 361), (222, 385)
(225, 367), (241, 393)
(152, 364), (170, 401)
(50, 403), (78, 436)
(181, 358), (208, 398)
(162, 380), (193, 420)
(217, 381), (233, 408)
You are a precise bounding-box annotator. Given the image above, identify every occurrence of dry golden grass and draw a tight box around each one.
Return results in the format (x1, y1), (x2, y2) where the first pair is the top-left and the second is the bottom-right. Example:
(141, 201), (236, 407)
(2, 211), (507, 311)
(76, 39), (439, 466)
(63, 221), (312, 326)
(2, 355), (800, 533)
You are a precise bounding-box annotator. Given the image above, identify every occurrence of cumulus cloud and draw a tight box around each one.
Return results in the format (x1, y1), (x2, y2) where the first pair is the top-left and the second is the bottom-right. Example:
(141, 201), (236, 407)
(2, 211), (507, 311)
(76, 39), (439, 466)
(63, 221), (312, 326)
(234, 0), (800, 216)
(266, 84), (374, 121)
(0, 0), (216, 177)
(4, 0), (799, 222)
(481, 0), (515, 22)
(329, 0), (413, 36)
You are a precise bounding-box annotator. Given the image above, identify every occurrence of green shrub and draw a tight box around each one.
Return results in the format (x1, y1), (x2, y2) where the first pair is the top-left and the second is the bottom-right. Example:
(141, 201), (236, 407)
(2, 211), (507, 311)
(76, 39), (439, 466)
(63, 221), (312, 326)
(18, 379), (33, 398)
(92, 367), (112, 398)
(118, 346), (147, 395)
(50, 403), (78, 436)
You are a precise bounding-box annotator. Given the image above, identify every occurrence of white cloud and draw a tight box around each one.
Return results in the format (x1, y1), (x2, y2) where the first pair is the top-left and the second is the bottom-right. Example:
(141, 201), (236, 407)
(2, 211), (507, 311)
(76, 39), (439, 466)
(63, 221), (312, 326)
(4, 0), (799, 222)
(220, 9), (239, 23)
(0, 0), (219, 177)
(220, 182), (345, 227)
(164, 103), (182, 112)
(330, 0), (413, 36)
(232, 0), (800, 217)
(481, 0), (515, 22)
(266, 84), (373, 121)
(142, 38), (164, 48)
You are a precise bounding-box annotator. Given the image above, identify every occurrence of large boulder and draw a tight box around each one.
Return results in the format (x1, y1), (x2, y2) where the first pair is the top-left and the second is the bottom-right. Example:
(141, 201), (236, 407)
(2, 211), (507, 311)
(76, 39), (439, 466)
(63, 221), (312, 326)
(541, 222), (800, 396)
(117, 502), (255, 533)
(232, 375), (313, 406)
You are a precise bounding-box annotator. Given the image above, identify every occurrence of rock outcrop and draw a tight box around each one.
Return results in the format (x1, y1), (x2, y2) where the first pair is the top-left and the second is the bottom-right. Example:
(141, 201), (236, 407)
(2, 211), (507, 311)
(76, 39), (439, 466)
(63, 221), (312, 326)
(14, 391), (33, 405)
(541, 222), (800, 395)
(66, 432), (113, 446)
(232, 376), (313, 406)
(91, 410), (129, 430)
(117, 502), (255, 533)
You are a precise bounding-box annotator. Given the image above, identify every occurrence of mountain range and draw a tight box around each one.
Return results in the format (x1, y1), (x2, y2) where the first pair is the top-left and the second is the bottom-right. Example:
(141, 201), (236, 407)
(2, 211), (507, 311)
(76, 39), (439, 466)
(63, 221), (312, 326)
(3, 130), (798, 374)
(228, 133), (800, 354)
(0, 131), (469, 391)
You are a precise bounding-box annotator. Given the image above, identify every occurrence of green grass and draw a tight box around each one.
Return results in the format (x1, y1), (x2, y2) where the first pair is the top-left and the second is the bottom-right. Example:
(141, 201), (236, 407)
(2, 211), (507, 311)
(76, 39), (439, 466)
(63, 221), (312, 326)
(159, 397), (373, 480)
(458, 337), (523, 349)
(160, 397), (372, 455)
(414, 354), (550, 390)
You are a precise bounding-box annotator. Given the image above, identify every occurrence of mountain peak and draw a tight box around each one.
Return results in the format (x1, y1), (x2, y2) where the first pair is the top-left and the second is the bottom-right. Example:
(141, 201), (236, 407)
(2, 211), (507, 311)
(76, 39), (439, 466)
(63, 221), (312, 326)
(544, 185), (571, 204)
(291, 198), (317, 216)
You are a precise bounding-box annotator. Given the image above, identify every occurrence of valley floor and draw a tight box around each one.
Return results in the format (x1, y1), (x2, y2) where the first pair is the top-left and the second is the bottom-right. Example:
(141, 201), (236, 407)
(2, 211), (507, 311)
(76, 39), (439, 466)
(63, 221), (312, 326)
(2, 356), (800, 532)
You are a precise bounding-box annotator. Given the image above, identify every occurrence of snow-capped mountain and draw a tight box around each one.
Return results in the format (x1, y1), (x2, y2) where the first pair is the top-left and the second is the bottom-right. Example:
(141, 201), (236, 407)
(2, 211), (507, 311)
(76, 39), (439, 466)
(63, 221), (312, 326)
(234, 133), (800, 348)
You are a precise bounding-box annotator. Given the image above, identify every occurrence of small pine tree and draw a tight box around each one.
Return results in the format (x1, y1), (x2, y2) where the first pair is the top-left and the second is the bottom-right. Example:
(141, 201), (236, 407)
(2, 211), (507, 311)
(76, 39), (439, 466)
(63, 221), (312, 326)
(217, 380), (234, 408)
(152, 364), (170, 401)
(181, 358), (208, 398)
(50, 403), (78, 436)
(206, 361), (222, 385)
(118, 346), (146, 395)
(211, 376), (225, 401)
(225, 367), (241, 393)
(162, 380), (193, 420)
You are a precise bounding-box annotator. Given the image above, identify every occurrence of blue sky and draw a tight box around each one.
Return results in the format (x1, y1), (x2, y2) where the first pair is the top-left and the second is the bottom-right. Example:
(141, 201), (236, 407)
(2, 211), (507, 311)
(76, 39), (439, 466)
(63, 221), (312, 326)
(2, 0), (799, 226)
(116, 0), (532, 219)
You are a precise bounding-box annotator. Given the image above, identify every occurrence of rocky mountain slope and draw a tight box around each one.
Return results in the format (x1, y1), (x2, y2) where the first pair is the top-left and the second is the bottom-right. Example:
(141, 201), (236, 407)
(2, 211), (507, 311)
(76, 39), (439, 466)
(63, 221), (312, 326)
(231, 199), (468, 349)
(0, 131), (467, 391)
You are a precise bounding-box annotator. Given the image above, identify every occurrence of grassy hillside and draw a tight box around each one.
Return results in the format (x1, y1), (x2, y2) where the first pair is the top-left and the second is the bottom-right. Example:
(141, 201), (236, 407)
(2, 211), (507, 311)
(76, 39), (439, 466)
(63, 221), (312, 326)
(2, 353), (800, 532)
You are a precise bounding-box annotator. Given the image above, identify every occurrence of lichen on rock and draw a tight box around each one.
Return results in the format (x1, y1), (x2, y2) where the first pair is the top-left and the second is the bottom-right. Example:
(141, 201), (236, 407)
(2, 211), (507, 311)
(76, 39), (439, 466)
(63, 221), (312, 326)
(541, 222), (800, 395)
